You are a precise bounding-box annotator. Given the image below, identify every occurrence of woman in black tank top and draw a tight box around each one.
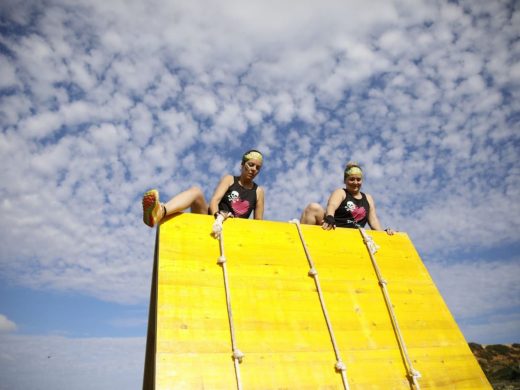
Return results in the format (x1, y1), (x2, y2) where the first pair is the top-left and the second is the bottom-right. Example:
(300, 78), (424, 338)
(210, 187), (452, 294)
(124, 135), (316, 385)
(142, 150), (265, 228)
(300, 162), (394, 234)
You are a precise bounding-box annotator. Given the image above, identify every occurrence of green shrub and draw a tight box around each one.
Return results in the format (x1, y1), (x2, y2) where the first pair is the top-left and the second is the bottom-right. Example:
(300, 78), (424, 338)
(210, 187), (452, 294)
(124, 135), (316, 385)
(486, 344), (511, 355)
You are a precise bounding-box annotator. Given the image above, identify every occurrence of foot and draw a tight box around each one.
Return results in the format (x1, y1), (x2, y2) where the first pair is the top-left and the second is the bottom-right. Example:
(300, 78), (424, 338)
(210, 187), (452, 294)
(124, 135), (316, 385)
(142, 189), (162, 227)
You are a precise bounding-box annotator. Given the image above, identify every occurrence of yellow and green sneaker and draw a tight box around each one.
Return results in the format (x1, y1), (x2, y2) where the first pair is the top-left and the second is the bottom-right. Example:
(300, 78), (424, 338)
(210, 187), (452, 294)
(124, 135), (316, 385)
(142, 189), (160, 227)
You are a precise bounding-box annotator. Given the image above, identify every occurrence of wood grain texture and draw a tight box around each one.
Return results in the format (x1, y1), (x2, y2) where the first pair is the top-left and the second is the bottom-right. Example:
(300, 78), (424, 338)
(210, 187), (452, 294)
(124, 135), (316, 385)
(145, 213), (491, 389)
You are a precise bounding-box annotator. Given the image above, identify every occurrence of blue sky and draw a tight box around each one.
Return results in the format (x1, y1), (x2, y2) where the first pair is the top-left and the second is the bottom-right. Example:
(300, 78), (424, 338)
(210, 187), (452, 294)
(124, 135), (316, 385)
(0, 0), (519, 388)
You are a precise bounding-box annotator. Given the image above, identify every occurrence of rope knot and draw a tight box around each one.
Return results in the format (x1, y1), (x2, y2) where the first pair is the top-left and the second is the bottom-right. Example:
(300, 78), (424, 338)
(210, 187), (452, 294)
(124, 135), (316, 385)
(217, 256), (226, 264)
(232, 349), (244, 362)
(288, 219), (300, 225)
(335, 360), (347, 372)
(308, 268), (318, 277)
(410, 369), (421, 379)
(366, 238), (379, 254)
(211, 215), (224, 239)
(379, 278), (387, 286)
(360, 228), (380, 254)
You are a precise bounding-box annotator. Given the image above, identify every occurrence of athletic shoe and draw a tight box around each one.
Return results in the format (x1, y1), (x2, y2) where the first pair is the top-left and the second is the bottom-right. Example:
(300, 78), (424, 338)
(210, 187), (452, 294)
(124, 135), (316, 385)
(142, 189), (160, 227)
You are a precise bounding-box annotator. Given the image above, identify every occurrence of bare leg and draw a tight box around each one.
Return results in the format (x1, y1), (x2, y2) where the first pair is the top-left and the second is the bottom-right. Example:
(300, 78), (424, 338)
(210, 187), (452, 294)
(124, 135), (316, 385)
(143, 186), (209, 228)
(300, 203), (325, 225)
(161, 186), (208, 219)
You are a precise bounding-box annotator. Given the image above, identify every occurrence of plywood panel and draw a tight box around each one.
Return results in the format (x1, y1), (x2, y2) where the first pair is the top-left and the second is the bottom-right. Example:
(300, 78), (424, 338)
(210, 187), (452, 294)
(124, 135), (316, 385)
(145, 213), (491, 390)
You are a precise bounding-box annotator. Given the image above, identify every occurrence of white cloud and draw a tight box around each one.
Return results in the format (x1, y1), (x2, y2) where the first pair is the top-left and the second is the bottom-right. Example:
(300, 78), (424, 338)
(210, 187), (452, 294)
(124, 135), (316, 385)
(378, 29), (410, 58)
(427, 259), (520, 322)
(184, 86), (218, 117)
(0, 0), (518, 351)
(0, 314), (17, 333)
(19, 111), (63, 139)
(1, 0), (33, 25)
(422, 251), (520, 345)
(128, 103), (154, 147)
(0, 335), (145, 390)
(0, 56), (18, 89)
(0, 94), (32, 124)
(510, 60), (520, 85)
(460, 312), (520, 345)
(88, 123), (128, 153)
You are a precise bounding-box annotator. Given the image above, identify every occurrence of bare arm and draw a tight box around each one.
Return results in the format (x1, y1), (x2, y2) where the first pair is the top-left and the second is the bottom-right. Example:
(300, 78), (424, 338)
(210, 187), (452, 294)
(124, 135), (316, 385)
(254, 186), (265, 220)
(323, 189), (346, 230)
(208, 175), (234, 216)
(366, 193), (394, 235)
(325, 188), (346, 216)
(366, 193), (382, 230)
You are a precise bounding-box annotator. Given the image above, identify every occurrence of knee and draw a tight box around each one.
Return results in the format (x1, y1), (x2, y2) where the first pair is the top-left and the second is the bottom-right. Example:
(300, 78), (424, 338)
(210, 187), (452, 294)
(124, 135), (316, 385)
(301, 202), (324, 224)
(188, 186), (204, 199)
(304, 203), (323, 215)
(188, 186), (208, 209)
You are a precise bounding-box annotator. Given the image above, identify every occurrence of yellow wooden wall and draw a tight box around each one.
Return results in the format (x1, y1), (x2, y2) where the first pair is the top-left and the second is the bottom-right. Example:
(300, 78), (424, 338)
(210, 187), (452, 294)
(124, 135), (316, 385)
(144, 213), (491, 389)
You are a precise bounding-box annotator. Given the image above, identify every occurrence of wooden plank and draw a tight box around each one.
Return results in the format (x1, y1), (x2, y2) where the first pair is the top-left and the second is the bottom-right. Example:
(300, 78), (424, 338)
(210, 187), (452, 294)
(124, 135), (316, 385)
(146, 213), (491, 389)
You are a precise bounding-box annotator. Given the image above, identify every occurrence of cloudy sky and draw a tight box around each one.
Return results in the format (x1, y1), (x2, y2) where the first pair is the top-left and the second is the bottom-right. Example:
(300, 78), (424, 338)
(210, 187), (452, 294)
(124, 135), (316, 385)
(0, 0), (519, 388)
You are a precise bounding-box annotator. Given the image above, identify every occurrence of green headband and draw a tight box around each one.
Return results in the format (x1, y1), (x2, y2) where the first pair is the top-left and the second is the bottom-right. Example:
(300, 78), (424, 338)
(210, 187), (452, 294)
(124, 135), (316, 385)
(345, 166), (362, 176)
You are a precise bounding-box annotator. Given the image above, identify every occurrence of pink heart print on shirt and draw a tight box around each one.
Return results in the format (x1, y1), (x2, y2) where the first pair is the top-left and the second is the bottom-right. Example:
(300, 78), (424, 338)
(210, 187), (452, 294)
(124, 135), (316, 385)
(231, 199), (250, 216)
(351, 206), (366, 222)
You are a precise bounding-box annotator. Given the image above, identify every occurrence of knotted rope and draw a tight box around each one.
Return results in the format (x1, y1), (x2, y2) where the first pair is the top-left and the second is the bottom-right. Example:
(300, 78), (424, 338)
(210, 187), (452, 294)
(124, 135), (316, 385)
(215, 227), (244, 390)
(358, 227), (421, 390)
(290, 219), (350, 390)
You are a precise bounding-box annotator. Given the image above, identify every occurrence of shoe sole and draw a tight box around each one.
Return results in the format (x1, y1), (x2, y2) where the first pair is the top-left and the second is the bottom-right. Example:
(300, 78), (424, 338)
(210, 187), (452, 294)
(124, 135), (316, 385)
(142, 189), (159, 227)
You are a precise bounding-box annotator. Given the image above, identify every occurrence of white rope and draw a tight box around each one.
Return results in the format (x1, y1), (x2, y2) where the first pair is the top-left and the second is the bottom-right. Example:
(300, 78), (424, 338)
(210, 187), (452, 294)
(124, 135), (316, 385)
(358, 227), (421, 390)
(363, 232), (380, 255)
(212, 213), (225, 239)
(289, 219), (350, 390)
(215, 226), (244, 390)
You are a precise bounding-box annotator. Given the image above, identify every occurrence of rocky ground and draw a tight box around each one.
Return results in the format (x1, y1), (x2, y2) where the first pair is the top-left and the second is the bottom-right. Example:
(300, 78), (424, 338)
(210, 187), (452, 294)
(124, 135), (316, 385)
(469, 343), (520, 390)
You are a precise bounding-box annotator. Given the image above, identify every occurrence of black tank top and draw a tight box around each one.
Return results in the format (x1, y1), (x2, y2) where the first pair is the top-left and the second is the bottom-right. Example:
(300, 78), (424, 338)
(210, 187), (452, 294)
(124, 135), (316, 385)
(218, 176), (258, 218)
(334, 190), (370, 228)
